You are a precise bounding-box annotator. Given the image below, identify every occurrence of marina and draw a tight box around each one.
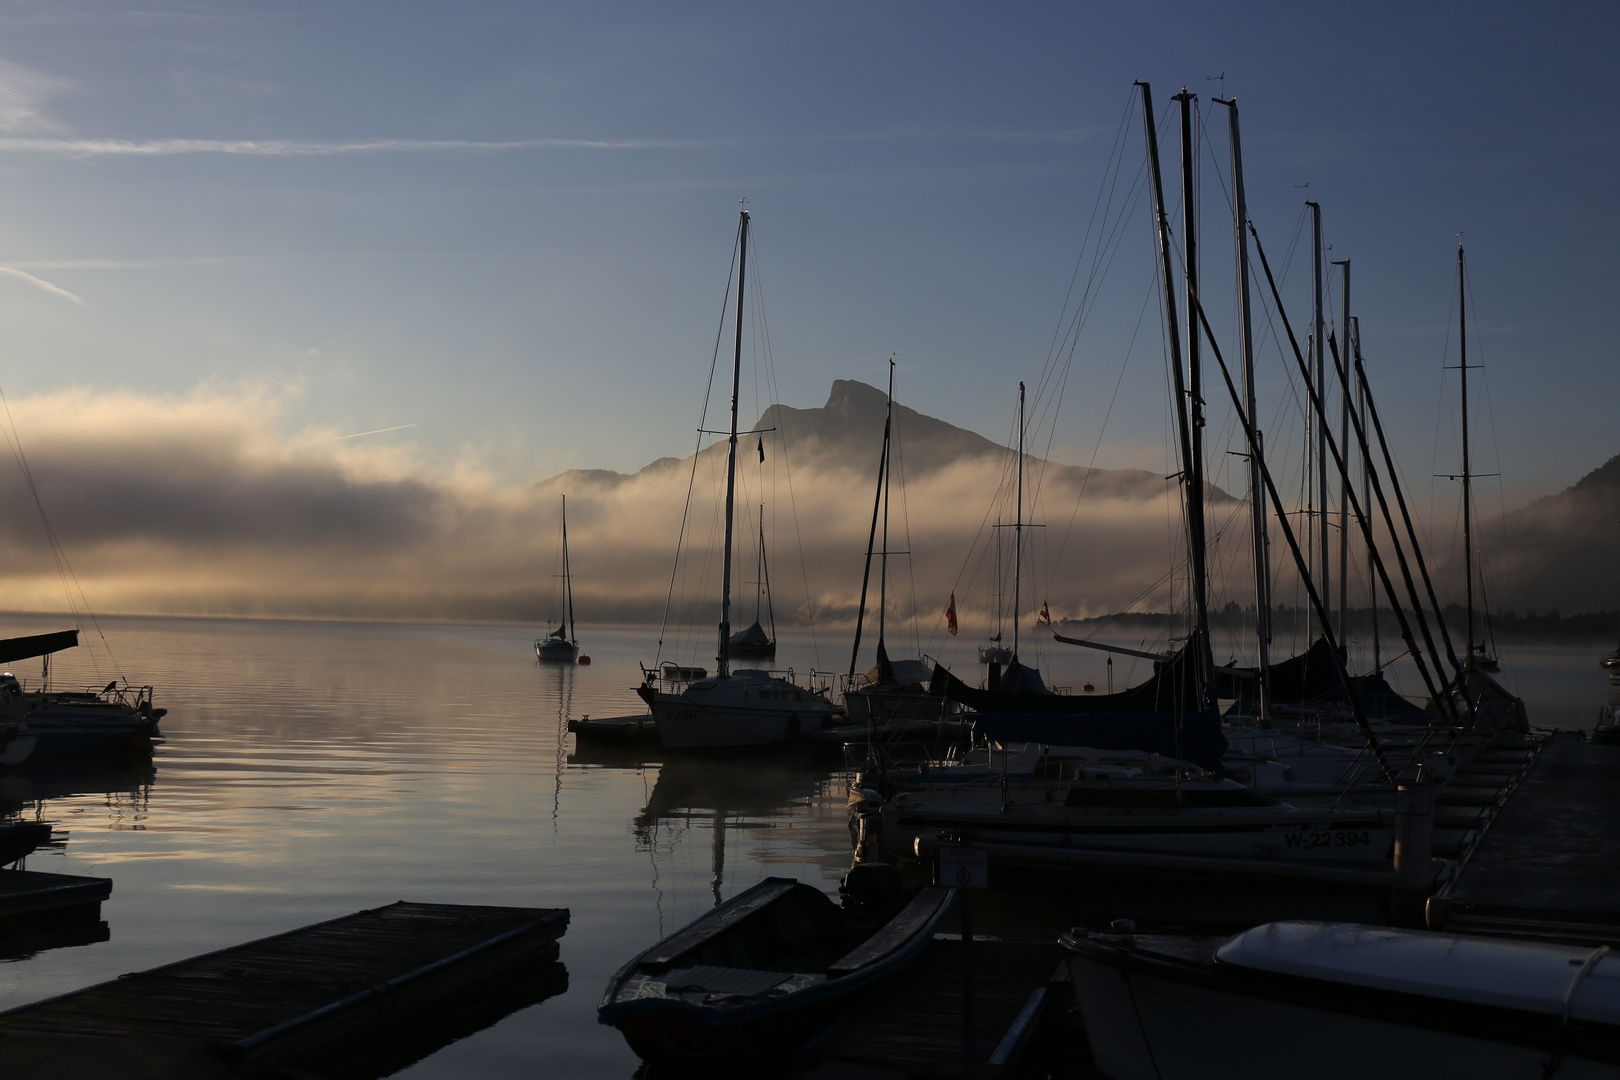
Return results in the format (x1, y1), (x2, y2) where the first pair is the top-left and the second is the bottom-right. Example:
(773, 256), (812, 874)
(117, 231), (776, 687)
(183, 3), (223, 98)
(0, 13), (1611, 1076)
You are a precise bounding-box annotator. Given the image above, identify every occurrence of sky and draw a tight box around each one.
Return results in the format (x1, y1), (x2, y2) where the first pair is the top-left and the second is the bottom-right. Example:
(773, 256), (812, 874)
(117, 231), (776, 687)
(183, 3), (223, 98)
(0, 1), (1613, 623)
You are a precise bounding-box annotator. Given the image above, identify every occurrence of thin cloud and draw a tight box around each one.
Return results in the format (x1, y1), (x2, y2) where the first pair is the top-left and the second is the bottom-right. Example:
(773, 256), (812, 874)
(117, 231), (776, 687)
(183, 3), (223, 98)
(9, 256), (252, 270)
(0, 127), (1106, 159)
(0, 60), (72, 135)
(0, 265), (86, 306)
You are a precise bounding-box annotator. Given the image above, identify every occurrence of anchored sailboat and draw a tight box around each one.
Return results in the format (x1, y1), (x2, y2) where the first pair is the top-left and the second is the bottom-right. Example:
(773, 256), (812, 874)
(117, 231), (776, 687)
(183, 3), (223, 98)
(535, 495), (580, 662)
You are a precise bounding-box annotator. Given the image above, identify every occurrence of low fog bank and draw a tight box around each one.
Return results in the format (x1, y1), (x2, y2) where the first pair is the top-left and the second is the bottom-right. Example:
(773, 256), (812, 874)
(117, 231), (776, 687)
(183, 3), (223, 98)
(0, 380), (1196, 629)
(0, 380), (1606, 630)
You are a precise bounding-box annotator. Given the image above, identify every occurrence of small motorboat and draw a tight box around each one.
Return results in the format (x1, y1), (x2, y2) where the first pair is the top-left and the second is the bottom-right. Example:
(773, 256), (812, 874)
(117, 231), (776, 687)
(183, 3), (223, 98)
(1064, 920), (1620, 1079)
(598, 874), (955, 1061)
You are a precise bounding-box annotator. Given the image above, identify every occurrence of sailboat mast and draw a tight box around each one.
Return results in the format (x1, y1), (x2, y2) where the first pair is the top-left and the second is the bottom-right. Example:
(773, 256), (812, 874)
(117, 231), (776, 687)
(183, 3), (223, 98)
(1459, 244), (1474, 672)
(879, 359), (894, 647)
(1218, 95), (1271, 723)
(847, 368), (892, 680)
(1012, 381), (1025, 661)
(1335, 259), (1351, 642)
(1356, 320), (1378, 672)
(1175, 88), (1213, 684)
(1308, 201), (1329, 628)
(717, 208), (750, 679)
(1139, 81), (1205, 692)
(562, 494), (574, 642)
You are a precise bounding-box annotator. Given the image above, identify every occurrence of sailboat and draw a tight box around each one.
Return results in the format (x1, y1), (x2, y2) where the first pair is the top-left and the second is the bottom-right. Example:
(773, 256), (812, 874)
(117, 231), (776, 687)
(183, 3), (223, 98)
(636, 209), (838, 750)
(535, 495), (580, 662)
(841, 361), (957, 726)
(725, 508), (776, 661)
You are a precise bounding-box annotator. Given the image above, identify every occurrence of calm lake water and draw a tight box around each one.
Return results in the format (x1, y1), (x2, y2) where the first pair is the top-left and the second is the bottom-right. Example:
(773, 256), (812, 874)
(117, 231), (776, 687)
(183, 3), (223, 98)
(0, 614), (1610, 1077)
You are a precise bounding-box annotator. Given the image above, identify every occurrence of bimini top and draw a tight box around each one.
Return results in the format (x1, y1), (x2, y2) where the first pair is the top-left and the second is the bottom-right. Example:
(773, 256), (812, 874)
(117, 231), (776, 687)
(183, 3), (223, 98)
(1217, 921), (1618, 1024)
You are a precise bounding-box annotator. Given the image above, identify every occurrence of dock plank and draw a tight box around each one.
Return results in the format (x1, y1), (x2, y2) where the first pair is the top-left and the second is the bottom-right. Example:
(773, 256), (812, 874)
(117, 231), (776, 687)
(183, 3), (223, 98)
(0, 900), (569, 1076)
(1440, 735), (1620, 942)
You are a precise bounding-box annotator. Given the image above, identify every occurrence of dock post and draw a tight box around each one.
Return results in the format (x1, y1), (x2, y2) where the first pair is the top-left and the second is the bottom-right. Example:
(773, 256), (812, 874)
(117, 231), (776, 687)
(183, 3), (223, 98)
(1392, 780), (1435, 925)
(960, 886), (976, 1063)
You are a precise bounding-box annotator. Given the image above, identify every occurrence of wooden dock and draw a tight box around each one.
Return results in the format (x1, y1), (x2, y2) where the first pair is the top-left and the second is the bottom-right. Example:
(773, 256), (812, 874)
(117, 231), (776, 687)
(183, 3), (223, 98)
(1432, 733), (1620, 945)
(797, 937), (1062, 1079)
(0, 900), (569, 1079)
(0, 867), (112, 922)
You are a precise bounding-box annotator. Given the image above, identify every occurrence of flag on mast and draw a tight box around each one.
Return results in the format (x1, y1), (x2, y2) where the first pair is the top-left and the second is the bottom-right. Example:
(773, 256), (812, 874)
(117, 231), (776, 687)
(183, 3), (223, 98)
(945, 593), (958, 636)
(1039, 601), (1051, 626)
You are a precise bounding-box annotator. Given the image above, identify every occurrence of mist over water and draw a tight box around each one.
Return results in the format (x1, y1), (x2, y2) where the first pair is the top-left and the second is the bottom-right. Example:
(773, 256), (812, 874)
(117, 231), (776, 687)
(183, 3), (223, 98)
(0, 613), (1609, 1077)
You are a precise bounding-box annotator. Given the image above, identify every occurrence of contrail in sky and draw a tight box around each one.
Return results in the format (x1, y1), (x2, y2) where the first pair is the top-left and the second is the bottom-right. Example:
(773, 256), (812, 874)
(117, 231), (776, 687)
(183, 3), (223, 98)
(328, 424), (418, 441)
(0, 265), (86, 306)
(0, 129), (1102, 158)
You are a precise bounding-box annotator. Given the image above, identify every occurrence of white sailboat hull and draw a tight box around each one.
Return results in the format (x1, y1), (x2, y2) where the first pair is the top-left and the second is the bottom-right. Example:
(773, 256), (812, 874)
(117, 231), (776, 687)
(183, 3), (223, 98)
(1065, 924), (1620, 1080)
(536, 640), (579, 661)
(641, 676), (838, 750)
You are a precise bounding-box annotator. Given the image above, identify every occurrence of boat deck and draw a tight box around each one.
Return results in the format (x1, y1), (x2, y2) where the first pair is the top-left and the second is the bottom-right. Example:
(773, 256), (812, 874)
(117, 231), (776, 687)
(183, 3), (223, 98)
(1436, 733), (1620, 944)
(0, 900), (569, 1079)
(800, 937), (1062, 1078)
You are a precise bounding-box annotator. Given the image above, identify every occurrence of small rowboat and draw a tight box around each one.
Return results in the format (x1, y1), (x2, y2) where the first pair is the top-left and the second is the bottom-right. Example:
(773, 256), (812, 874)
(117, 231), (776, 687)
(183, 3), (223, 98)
(598, 876), (955, 1061)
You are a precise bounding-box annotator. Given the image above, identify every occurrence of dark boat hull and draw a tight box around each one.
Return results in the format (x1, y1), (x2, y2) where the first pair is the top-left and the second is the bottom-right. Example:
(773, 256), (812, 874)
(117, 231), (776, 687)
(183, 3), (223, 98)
(598, 877), (955, 1062)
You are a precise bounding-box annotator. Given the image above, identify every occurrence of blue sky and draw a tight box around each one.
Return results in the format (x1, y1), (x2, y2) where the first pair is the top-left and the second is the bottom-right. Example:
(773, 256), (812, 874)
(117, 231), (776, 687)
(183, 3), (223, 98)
(0, 0), (1611, 513)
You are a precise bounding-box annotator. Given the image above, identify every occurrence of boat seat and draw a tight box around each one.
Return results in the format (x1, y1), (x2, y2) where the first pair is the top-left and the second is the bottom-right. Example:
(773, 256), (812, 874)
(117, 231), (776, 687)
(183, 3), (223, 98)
(661, 965), (790, 997)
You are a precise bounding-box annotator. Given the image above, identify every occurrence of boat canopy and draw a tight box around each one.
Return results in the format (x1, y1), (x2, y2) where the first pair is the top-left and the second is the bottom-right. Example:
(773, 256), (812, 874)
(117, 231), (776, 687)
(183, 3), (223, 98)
(0, 629), (79, 666)
(861, 658), (931, 687)
(931, 631), (1208, 716)
(1000, 661), (1052, 695)
(1225, 637), (1429, 720)
(973, 708), (1227, 772)
(728, 620), (773, 647)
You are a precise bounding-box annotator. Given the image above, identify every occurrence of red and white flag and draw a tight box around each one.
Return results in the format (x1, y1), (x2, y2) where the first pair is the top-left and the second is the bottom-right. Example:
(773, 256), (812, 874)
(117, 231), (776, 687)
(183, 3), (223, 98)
(1039, 601), (1051, 626)
(945, 593), (959, 636)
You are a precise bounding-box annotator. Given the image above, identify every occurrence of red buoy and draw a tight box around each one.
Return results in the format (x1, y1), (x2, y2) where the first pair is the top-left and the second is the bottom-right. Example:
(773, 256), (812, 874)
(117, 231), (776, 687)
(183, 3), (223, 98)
(578, 656), (592, 665)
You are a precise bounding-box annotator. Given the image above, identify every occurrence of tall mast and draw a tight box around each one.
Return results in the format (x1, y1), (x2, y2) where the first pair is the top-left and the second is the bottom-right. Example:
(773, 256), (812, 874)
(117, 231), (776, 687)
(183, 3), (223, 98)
(1175, 87), (1213, 685)
(847, 362), (892, 680)
(717, 208), (749, 679)
(1460, 243), (1474, 672)
(879, 360), (895, 648)
(1012, 381), (1025, 661)
(562, 494), (574, 642)
(1138, 80), (1208, 695)
(1217, 95), (1270, 723)
(1308, 201), (1329, 629)
(1335, 258), (1351, 642)
(1355, 320), (1378, 672)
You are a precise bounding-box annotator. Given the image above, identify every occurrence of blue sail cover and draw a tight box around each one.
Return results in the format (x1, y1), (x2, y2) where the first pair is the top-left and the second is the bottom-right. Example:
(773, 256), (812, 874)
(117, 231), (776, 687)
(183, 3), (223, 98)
(972, 709), (1228, 773)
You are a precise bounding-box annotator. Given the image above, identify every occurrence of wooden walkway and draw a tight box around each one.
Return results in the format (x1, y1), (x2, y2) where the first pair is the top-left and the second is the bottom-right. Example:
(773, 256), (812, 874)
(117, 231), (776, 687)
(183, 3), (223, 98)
(1435, 733), (1620, 944)
(0, 867), (111, 921)
(0, 900), (569, 1079)
(800, 938), (1061, 1079)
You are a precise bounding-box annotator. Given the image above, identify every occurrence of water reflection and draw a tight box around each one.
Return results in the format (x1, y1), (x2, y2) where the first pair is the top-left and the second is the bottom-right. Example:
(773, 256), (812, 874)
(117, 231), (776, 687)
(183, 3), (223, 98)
(633, 754), (848, 914)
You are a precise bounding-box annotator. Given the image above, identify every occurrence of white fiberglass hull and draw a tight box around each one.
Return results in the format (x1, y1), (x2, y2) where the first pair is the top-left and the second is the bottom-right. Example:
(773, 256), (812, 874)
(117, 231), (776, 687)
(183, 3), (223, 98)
(536, 640), (579, 661)
(641, 686), (837, 750)
(1065, 926), (1620, 1080)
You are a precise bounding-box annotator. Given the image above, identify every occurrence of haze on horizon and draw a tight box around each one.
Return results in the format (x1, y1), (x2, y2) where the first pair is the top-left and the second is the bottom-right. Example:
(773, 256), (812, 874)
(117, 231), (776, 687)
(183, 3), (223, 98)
(0, 3), (1614, 637)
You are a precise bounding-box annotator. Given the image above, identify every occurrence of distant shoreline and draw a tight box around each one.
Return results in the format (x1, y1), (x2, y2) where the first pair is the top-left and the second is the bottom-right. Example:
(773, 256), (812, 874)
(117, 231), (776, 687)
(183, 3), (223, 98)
(1058, 606), (1620, 645)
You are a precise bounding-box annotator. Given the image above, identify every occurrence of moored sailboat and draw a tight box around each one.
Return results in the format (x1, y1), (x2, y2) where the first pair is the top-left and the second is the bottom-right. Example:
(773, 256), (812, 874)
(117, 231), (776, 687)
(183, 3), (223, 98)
(637, 209), (837, 750)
